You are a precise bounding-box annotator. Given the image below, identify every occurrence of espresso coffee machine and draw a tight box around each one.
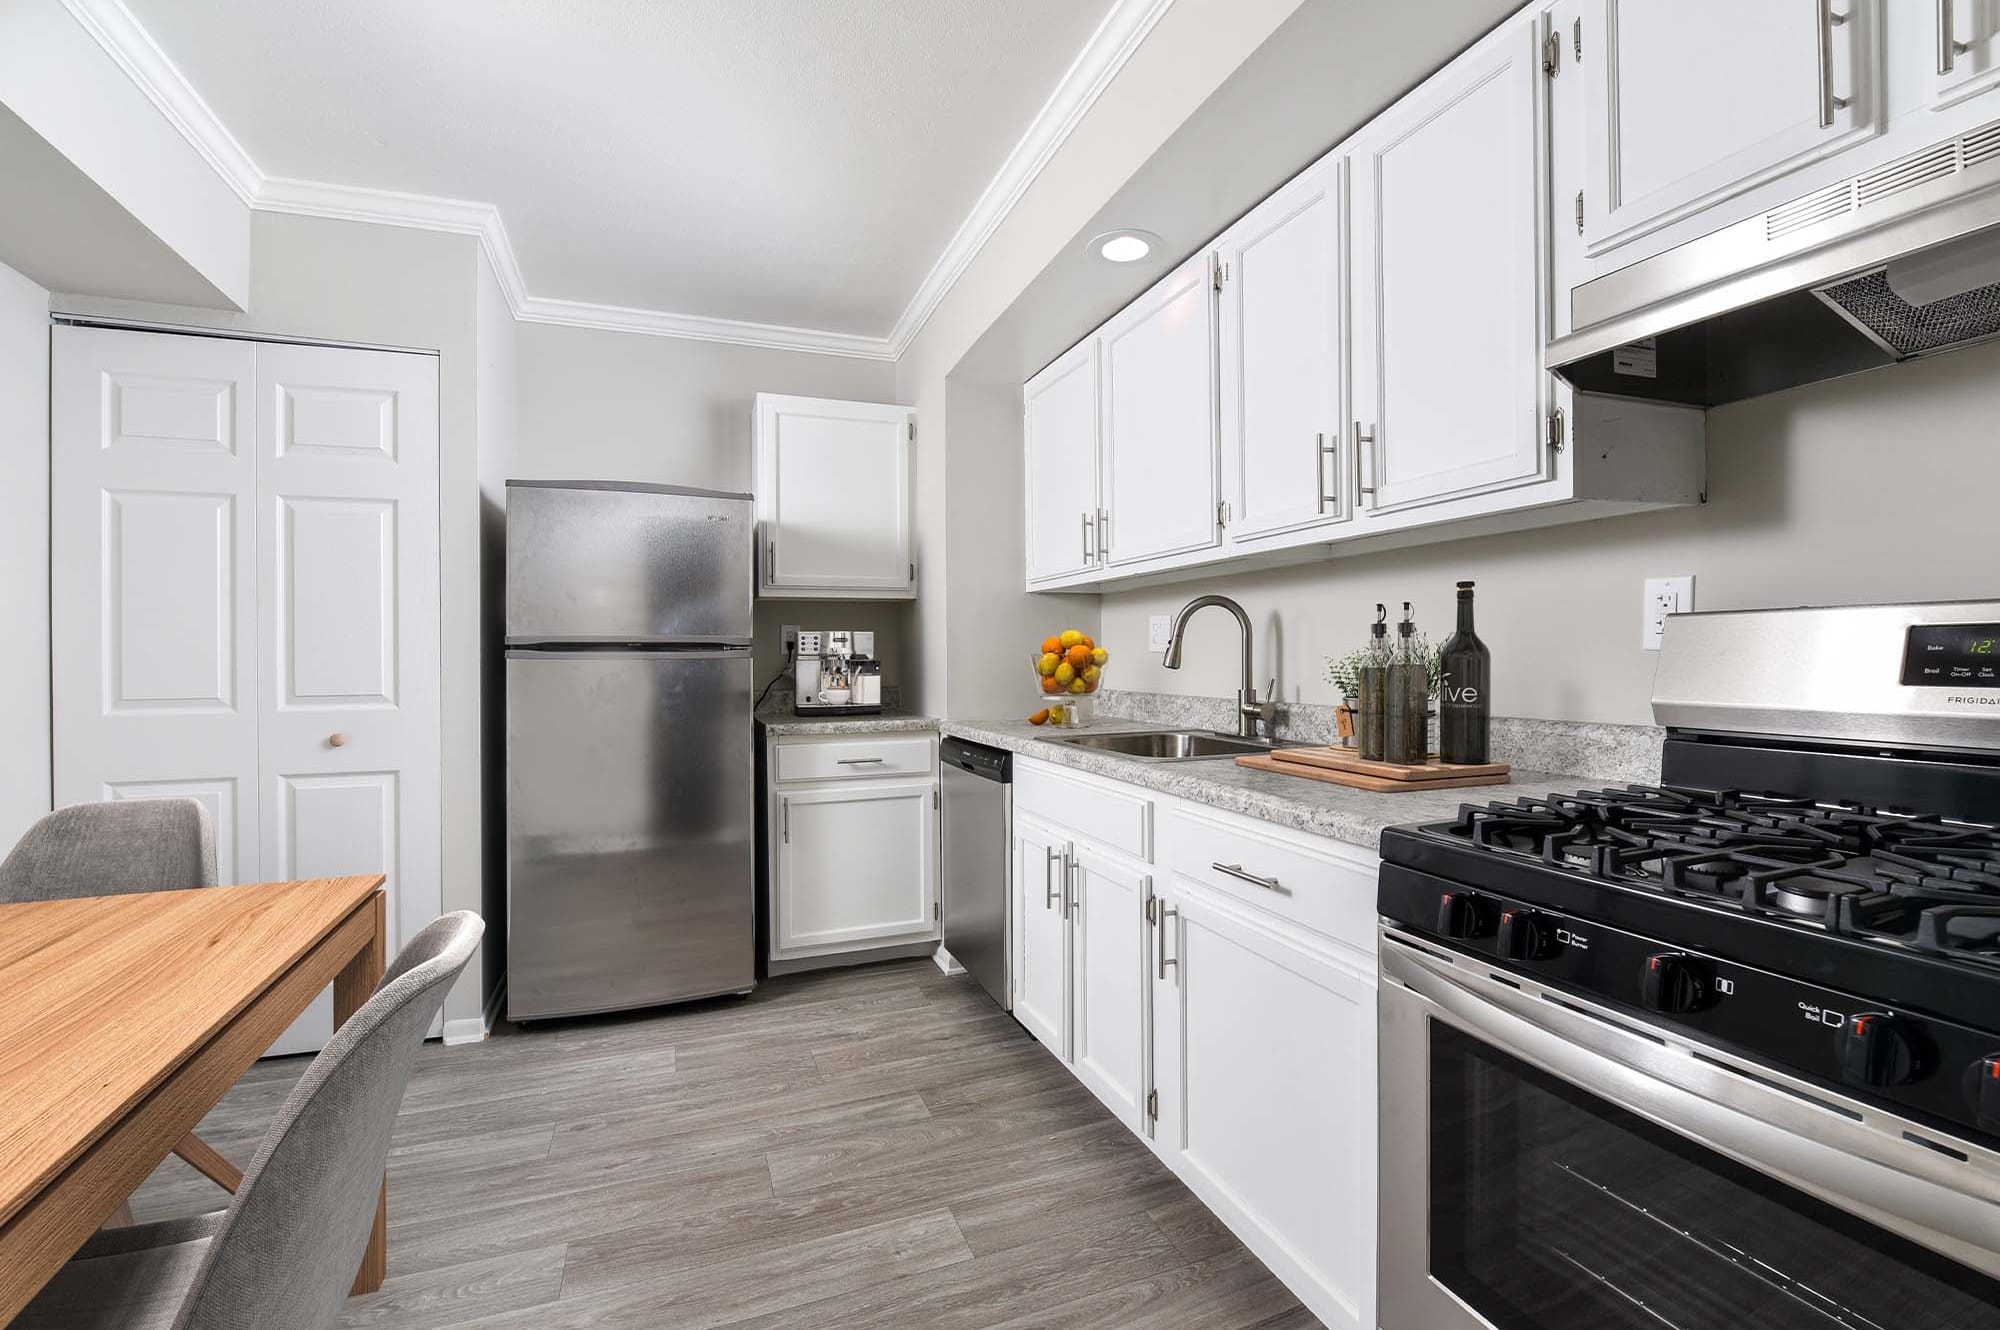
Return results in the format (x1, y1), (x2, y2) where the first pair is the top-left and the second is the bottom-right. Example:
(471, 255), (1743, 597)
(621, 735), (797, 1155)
(794, 629), (884, 716)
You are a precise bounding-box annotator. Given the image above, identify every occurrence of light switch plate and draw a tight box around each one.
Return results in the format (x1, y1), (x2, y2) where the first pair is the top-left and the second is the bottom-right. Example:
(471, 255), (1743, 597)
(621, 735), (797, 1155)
(1642, 576), (1694, 650)
(1148, 615), (1173, 651)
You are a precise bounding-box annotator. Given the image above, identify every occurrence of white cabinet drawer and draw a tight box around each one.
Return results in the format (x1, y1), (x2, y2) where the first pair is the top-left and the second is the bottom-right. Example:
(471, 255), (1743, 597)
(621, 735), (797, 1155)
(1015, 759), (1152, 862)
(1157, 802), (1376, 954)
(773, 735), (934, 784)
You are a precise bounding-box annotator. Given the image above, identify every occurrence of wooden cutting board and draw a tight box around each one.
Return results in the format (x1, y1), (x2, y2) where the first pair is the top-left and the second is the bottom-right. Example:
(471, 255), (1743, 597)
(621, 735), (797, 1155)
(1236, 750), (1513, 793)
(1265, 746), (1510, 781)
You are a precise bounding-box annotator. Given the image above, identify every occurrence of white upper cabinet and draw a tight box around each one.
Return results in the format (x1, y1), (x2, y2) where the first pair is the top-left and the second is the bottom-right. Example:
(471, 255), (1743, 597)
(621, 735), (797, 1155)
(1023, 339), (1101, 584)
(1933, 0), (2000, 108)
(1584, 0), (1881, 255)
(1097, 251), (1221, 567)
(1352, 21), (1546, 513)
(754, 394), (914, 599)
(1217, 156), (1351, 543)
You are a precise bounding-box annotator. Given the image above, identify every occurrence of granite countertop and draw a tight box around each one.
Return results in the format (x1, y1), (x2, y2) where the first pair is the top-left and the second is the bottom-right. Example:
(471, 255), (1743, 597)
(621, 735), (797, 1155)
(756, 702), (938, 737)
(939, 716), (1603, 852)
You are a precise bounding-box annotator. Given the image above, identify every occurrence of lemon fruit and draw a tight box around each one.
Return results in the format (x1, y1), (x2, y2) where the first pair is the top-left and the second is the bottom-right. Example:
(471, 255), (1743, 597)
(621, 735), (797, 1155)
(1090, 647), (1109, 666)
(1037, 652), (1060, 676)
(1054, 661), (1076, 685)
(1067, 678), (1089, 695)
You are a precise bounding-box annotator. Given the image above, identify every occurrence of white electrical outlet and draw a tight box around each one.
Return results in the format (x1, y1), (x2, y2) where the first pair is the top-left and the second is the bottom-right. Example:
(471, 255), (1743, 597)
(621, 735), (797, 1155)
(1642, 576), (1694, 650)
(1148, 615), (1173, 651)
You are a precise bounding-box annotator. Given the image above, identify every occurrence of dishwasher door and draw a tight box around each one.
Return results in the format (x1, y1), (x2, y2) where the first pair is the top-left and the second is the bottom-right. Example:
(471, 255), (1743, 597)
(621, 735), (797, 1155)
(940, 737), (1011, 1011)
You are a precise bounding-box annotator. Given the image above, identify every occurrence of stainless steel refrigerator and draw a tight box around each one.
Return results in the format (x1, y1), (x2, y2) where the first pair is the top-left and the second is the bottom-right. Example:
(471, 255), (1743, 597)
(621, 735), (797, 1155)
(505, 480), (755, 1020)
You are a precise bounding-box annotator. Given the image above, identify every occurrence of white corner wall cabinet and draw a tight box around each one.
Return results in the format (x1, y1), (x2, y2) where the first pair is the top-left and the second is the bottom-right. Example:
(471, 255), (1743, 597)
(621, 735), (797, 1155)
(1022, 5), (1706, 594)
(50, 325), (444, 1056)
(764, 731), (940, 972)
(1010, 756), (1379, 1330)
(754, 393), (915, 600)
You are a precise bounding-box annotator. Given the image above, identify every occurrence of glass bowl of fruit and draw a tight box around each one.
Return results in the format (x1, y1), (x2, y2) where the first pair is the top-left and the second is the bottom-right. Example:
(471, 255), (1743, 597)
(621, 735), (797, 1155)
(1030, 629), (1110, 727)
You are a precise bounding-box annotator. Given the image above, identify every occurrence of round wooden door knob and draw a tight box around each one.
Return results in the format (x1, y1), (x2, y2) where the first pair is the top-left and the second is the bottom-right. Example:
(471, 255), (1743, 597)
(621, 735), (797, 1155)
(328, 733), (348, 748)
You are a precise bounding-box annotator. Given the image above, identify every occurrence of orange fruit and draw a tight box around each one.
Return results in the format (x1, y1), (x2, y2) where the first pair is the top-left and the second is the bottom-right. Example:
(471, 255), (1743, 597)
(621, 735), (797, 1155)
(1065, 644), (1091, 669)
(1040, 676), (1061, 694)
(1028, 708), (1050, 726)
(1041, 636), (1061, 655)
(1080, 634), (1094, 649)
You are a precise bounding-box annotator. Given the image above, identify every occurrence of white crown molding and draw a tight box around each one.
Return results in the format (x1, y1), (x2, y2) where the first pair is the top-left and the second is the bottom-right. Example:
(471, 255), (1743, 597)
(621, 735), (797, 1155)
(881, 0), (1175, 358)
(58, 0), (1173, 363)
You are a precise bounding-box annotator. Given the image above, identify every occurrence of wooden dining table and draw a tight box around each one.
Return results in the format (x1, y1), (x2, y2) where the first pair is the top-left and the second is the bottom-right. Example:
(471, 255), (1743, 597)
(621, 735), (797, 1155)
(0, 874), (388, 1323)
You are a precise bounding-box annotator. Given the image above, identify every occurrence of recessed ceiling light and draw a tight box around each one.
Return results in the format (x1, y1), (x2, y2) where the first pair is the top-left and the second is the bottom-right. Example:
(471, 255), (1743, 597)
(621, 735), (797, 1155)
(1092, 229), (1158, 263)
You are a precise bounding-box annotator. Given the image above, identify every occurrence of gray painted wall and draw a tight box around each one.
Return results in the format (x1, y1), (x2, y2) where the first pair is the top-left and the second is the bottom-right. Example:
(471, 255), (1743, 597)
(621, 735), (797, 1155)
(1100, 342), (2000, 727)
(0, 259), (49, 849)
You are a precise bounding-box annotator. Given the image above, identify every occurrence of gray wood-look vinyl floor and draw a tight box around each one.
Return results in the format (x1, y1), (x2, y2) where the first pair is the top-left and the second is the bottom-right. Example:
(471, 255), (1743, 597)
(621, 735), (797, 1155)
(128, 957), (1325, 1330)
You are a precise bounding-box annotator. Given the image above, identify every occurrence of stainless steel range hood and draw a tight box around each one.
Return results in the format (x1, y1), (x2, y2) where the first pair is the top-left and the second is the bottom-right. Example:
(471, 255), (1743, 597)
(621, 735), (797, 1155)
(1548, 115), (2000, 407)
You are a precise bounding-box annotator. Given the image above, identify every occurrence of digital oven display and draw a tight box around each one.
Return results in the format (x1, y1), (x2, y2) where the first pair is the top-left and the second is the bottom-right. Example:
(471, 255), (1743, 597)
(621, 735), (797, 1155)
(1901, 622), (2000, 687)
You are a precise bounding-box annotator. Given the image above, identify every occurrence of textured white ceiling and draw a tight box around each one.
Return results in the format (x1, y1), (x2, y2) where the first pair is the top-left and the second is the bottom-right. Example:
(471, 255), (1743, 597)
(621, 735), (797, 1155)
(119, 0), (1117, 336)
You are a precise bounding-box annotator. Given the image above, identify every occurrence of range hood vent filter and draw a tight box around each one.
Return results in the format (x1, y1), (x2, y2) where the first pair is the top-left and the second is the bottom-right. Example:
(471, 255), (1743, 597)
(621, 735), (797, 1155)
(1815, 268), (2000, 358)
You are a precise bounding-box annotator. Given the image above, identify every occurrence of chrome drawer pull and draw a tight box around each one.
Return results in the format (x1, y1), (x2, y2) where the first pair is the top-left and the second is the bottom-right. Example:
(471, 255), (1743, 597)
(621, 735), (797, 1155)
(1212, 861), (1288, 894)
(835, 757), (886, 765)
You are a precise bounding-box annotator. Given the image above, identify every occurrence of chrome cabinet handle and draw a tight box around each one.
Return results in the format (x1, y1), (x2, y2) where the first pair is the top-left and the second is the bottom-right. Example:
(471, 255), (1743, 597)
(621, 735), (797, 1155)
(1045, 847), (1063, 911)
(1817, 0), (1850, 128)
(1157, 903), (1179, 979)
(1211, 861), (1288, 894)
(781, 797), (789, 843)
(1939, 0), (1973, 74)
(1354, 421), (1378, 502)
(1316, 431), (1339, 513)
(1064, 855), (1078, 919)
(1080, 512), (1092, 562)
(836, 757), (885, 766)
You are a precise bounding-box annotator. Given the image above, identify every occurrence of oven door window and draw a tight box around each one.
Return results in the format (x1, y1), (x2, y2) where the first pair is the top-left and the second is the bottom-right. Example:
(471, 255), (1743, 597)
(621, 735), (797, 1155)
(1431, 1023), (2000, 1330)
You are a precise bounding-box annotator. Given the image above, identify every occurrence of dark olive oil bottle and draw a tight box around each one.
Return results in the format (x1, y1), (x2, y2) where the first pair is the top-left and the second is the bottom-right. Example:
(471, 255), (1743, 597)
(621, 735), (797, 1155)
(1439, 580), (1491, 764)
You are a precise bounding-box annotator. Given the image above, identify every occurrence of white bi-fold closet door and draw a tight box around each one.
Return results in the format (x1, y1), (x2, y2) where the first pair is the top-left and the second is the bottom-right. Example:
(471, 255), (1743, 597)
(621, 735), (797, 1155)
(51, 325), (442, 1055)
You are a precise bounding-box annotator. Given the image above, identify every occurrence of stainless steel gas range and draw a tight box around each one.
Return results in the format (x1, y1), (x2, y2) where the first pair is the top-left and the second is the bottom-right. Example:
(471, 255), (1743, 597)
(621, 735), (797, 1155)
(1376, 601), (2000, 1330)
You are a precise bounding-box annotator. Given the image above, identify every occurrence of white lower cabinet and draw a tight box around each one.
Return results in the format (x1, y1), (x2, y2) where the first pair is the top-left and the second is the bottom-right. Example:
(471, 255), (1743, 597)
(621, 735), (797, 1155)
(1152, 879), (1376, 1330)
(1008, 756), (1375, 1330)
(766, 734), (940, 970)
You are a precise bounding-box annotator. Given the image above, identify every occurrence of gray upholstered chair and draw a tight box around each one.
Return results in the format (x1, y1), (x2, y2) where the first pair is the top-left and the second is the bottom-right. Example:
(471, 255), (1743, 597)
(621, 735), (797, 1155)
(0, 799), (242, 1196)
(12, 911), (484, 1330)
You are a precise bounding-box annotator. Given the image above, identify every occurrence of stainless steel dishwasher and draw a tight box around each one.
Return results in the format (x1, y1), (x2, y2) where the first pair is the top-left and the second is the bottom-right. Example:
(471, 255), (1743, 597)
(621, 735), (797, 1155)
(939, 736), (1011, 1011)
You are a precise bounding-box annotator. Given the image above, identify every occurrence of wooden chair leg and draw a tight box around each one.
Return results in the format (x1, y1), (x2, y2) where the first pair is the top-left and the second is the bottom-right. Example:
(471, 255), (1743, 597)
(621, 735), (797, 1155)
(172, 1131), (244, 1193)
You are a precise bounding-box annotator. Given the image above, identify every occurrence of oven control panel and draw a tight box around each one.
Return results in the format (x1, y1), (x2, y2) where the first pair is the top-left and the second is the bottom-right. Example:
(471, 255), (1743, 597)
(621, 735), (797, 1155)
(1381, 864), (2000, 1143)
(1901, 622), (2000, 687)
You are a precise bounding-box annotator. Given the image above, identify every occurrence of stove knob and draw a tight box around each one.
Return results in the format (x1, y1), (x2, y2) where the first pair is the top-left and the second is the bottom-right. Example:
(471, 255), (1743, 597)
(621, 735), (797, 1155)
(1970, 1056), (2000, 1133)
(1436, 891), (1497, 940)
(1496, 909), (1559, 961)
(1640, 952), (1710, 1015)
(1837, 1013), (1923, 1089)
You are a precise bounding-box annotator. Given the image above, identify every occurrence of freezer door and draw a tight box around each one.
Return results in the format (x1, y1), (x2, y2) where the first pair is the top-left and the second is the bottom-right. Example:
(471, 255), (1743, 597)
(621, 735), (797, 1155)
(506, 648), (754, 1018)
(506, 481), (752, 642)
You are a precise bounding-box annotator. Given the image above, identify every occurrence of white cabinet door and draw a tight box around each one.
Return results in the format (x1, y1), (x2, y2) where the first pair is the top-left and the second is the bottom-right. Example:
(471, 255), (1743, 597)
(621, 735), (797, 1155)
(1097, 252), (1220, 567)
(1218, 155), (1350, 542)
(1069, 844), (1149, 1128)
(1934, 0), (2000, 108)
(1023, 340), (1101, 583)
(773, 778), (937, 956)
(1352, 21), (1545, 513)
(51, 327), (261, 886)
(255, 342), (443, 1054)
(754, 394), (914, 599)
(1585, 0), (1880, 254)
(1153, 881), (1377, 1330)
(1011, 814), (1071, 1060)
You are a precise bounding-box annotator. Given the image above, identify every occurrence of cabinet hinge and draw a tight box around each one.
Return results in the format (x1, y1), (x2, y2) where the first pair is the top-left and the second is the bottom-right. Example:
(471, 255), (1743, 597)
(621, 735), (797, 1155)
(1542, 30), (1561, 76)
(1146, 1089), (1159, 1121)
(1145, 897), (1157, 924)
(1574, 190), (1585, 235)
(1573, 16), (1583, 61)
(910, 562), (916, 582)
(1216, 499), (1230, 528)
(934, 900), (941, 921)
(1547, 407), (1566, 455)
(908, 420), (916, 441)
(1211, 258), (1228, 291)
(932, 787), (939, 809)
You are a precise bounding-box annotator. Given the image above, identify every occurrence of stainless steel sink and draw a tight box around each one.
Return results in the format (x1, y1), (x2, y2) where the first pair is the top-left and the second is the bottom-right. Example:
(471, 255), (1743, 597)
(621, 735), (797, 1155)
(1043, 729), (1274, 760)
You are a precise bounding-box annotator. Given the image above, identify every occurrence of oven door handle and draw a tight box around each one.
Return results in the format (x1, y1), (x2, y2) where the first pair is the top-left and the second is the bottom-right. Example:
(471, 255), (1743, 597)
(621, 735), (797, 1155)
(1381, 933), (2000, 1281)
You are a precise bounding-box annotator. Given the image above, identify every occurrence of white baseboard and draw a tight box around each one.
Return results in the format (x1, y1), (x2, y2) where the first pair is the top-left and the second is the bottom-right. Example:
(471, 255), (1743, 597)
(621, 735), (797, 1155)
(934, 945), (966, 975)
(443, 977), (506, 1046)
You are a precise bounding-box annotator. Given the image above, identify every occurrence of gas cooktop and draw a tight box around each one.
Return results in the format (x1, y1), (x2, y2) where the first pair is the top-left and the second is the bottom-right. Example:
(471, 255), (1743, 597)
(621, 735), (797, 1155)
(1434, 784), (2000, 965)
